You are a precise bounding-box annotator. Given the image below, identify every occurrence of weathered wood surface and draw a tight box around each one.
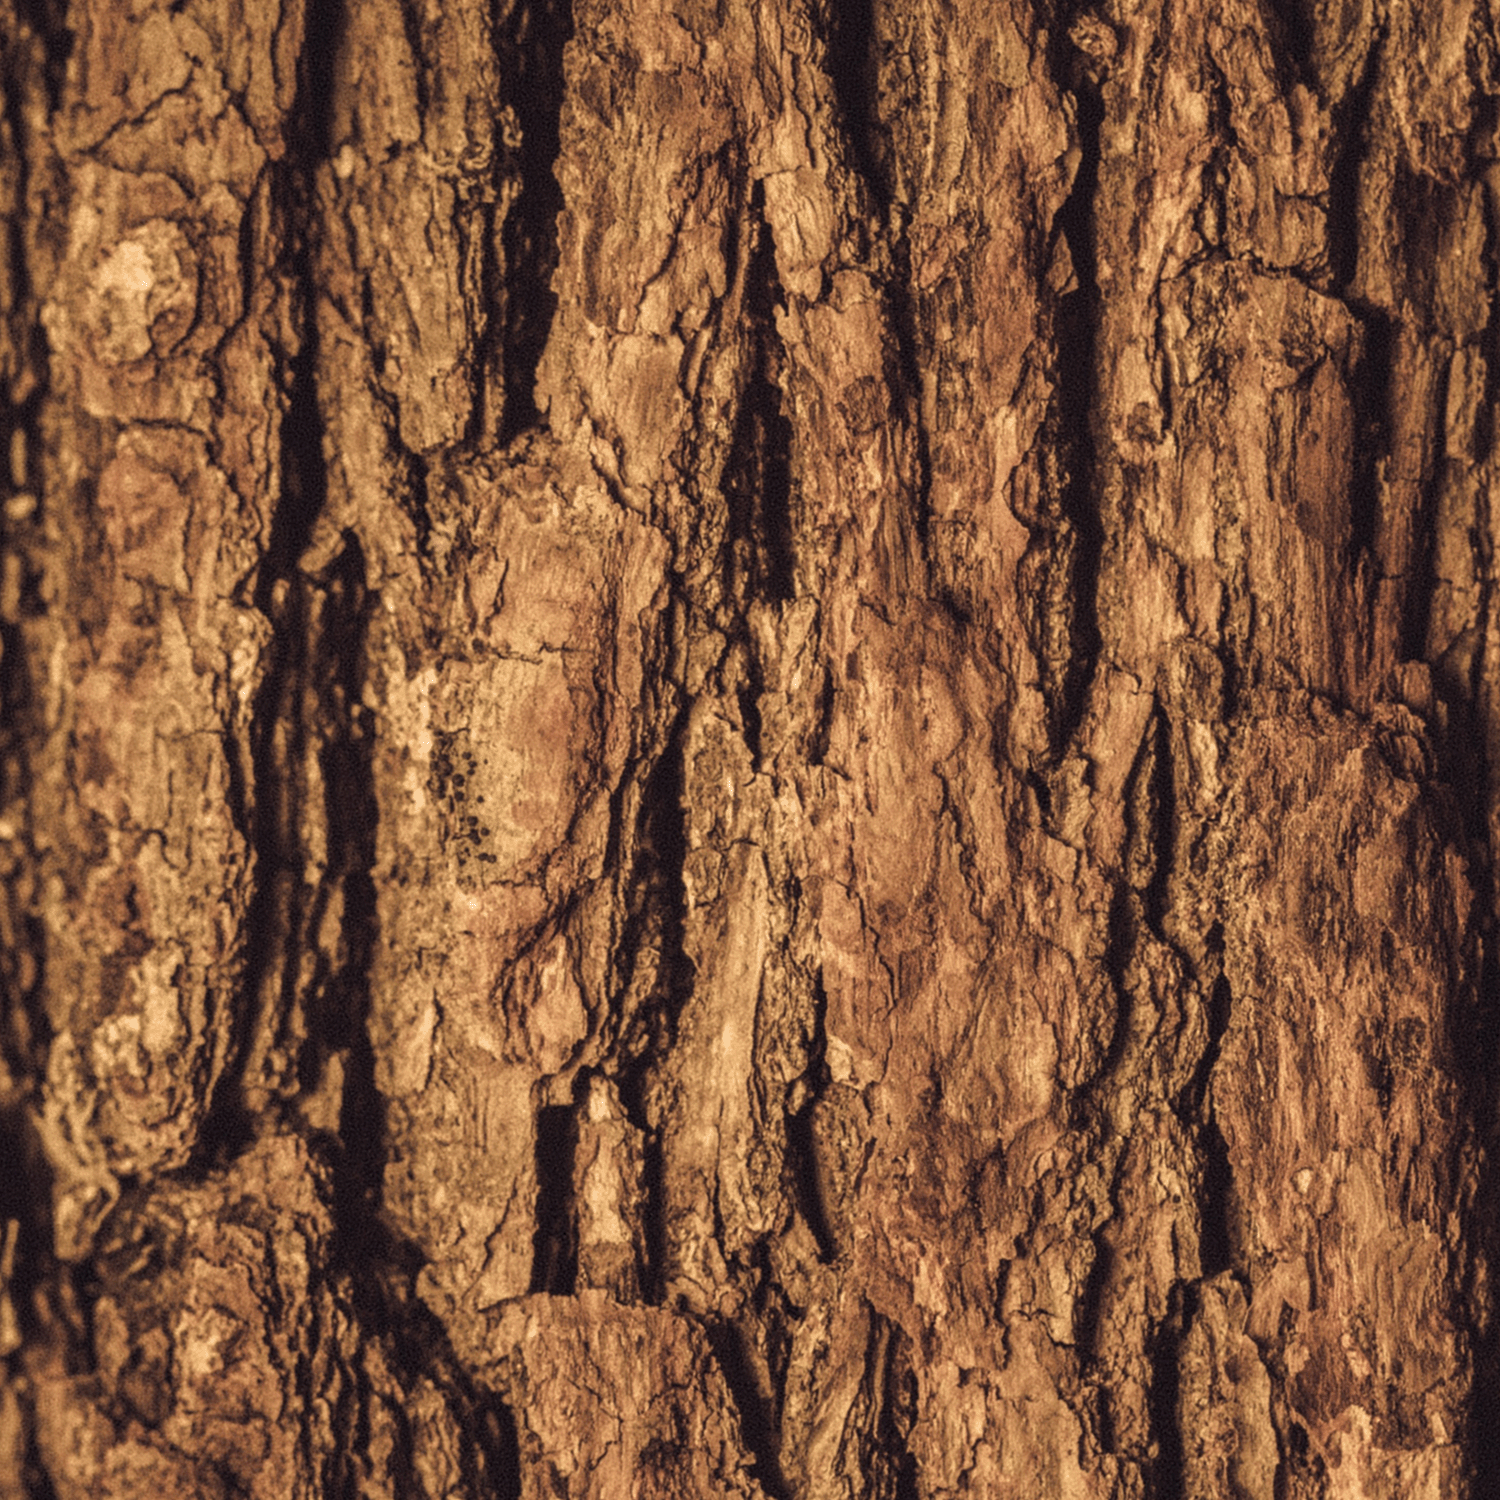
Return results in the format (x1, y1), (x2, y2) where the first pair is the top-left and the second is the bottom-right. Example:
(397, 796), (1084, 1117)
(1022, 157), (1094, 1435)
(0, 0), (1497, 1495)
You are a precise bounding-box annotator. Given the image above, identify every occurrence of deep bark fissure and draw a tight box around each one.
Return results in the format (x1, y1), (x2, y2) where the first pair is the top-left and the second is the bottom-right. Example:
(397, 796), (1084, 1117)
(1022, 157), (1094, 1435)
(1082, 888), (1140, 1108)
(0, 632), (49, 1118)
(206, 571), (308, 1159)
(1346, 306), (1393, 565)
(529, 1100), (579, 1294)
(873, 1317), (921, 1500)
(822, 0), (893, 208)
(337, 1260), (524, 1500)
(201, 57), (336, 1158)
(465, 191), (505, 451)
(315, 542), (387, 1229)
(1464, 200), (1500, 1487)
(18, 1403), (59, 1500)
(1446, 622), (1500, 1496)
(1262, 0), (1314, 89)
(404, 445), (434, 567)
(1476, 172), (1500, 467)
(822, 0), (934, 549)
(612, 700), (693, 1305)
(1324, 38), (1383, 295)
(394, 0), (433, 127)
(886, 243), (936, 551)
(1403, 354), (1451, 664)
(0, 27), (46, 392)
(1197, 1117), (1236, 1282)
(1142, 710), (1177, 939)
(1048, 70), (1105, 750)
(723, 189), (796, 606)
(0, 17), (52, 1119)
(786, 973), (837, 1263)
(1145, 1288), (1187, 1500)
(706, 1316), (793, 1500)
(1464, 943), (1500, 1498)
(496, 0), (573, 442)
(1076, 1216), (1116, 1369)
(1192, 963), (1237, 1280)
(9, 0), (68, 115)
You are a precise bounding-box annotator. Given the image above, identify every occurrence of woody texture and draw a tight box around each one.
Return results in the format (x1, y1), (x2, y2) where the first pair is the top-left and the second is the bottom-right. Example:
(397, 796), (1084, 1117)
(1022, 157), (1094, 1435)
(0, 0), (1496, 1495)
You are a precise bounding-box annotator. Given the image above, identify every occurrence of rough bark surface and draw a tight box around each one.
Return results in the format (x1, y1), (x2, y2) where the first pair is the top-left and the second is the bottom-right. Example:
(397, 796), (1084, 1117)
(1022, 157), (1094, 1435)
(1, 0), (1498, 1496)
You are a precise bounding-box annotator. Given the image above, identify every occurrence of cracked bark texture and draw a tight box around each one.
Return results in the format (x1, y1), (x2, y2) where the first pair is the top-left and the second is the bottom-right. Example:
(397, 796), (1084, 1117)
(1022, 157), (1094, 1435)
(1, 0), (1498, 1495)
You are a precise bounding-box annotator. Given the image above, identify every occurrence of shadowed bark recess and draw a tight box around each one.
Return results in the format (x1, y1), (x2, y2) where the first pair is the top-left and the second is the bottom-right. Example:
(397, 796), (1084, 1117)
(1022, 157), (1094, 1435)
(2, 0), (1499, 1496)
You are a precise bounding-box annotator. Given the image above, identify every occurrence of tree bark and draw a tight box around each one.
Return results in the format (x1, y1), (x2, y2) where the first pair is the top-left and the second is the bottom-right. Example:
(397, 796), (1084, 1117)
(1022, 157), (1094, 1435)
(1, 0), (1497, 1495)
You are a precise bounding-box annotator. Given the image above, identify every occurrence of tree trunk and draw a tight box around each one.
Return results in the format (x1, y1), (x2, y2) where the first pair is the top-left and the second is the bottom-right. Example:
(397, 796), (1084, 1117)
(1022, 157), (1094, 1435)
(1, 0), (1496, 1494)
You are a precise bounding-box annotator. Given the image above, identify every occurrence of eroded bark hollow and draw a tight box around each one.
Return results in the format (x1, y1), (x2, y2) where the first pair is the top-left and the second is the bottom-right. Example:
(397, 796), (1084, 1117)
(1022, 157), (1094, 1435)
(0, 0), (1497, 1496)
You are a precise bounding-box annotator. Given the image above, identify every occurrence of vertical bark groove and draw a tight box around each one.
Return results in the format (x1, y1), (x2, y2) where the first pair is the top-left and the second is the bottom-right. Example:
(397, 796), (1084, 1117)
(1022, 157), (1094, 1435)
(1046, 56), (1105, 751)
(496, 0), (572, 441)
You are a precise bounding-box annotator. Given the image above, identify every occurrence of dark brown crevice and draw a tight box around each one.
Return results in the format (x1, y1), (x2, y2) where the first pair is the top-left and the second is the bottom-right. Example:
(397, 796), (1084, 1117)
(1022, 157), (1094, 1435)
(18, 1393), (59, 1500)
(1457, 762), (1500, 1496)
(723, 186), (796, 606)
(393, 0), (432, 125)
(1464, 204), (1500, 1500)
(465, 183), (505, 451)
(886, 247), (936, 553)
(1196, 1112), (1235, 1281)
(612, 698), (693, 1305)
(460, 0), (513, 450)
(1120, 702), (1173, 941)
(0, 15), (54, 1125)
(1262, 0), (1315, 90)
(330, 1239), (524, 1500)
(823, 0), (892, 208)
(1145, 1285), (1188, 1500)
(309, 548), (518, 1493)
(9, 0), (69, 116)
(1467, 1030), (1500, 1500)
(0, 1100), (53, 1344)
(1075, 1225), (1115, 1365)
(786, 974), (837, 1264)
(1079, 887), (1139, 1110)
(1178, 929), (1235, 1279)
(1326, 32), (1395, 574)
(315, 539), (385, 1223)
(820, 0), (932, 552)
(0, 641), (49, 1088)
(1046, 55), (1104, 752)
(872, 1316), (921, 1500)
(405, 445), (433, 566)
(1324, 34), (1383, 295)
(1475, 141), (1500, 467)
(705, 1316), (791, 1500)
(0, 17), (51, 396)
(1142, 712), (1177, 939)
(202, 574), (307, 1163)
(1448, 127), (1500, 1500)
(1345, 307), (1393, 564)
(737, 656), (766, 768)
(496, 0), (574, 443)
(529, 1101), (578, 1294)
(1400, 345), (1450, 663)
(197, 0), (343, 1165)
